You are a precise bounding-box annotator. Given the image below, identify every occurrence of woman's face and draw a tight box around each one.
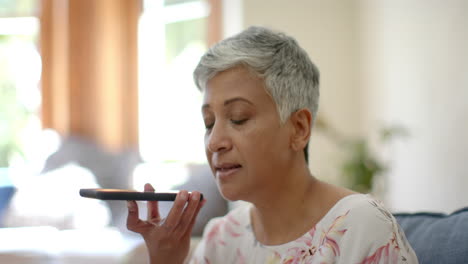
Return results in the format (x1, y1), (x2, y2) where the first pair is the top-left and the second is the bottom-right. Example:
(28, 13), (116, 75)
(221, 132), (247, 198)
(202, 66), (293, 201)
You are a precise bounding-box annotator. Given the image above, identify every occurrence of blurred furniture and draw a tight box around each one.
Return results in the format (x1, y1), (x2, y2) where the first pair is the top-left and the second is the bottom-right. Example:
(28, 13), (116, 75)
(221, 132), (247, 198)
(394, 207), (468, 264)
(0, 135), (227, 263)
(42, 135), (142, 232)
(0, 162), (141, 264)
(0, 226), (142, 264)
(0, 133), (142, 263)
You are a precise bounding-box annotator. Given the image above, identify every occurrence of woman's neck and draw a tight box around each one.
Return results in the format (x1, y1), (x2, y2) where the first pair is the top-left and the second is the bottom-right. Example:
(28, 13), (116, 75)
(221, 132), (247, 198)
(248, 163), (353, 245)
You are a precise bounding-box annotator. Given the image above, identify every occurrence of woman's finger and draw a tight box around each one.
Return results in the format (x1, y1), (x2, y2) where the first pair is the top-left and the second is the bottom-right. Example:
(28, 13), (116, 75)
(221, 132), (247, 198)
(177, 192), (204, 235)
(126, 200), (146, 233)
(163, 190), (188, 230)
(183, 198), (206, 238)
(144, 183), (160, 221)
(176, 192), (201, 235)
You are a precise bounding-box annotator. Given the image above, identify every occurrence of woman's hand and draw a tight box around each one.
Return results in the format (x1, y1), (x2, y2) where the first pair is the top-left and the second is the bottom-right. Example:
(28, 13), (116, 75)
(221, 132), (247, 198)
(127, 183), (206, 264)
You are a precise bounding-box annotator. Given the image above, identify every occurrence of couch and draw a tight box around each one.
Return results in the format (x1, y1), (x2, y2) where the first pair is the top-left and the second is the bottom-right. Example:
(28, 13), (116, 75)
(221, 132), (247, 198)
(394, 207), (468, 264)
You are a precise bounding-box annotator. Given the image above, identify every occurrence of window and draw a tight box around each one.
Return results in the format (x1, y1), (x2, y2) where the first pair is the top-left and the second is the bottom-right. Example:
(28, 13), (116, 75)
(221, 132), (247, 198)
(0, 0), (42, 168)
(136, 0), (210, 189)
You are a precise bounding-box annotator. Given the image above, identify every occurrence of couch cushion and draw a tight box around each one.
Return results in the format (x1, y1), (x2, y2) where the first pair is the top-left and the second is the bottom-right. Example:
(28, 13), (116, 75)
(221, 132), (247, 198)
(0, 168), (15, 227)
(0, 186), (15, 226)
(394, 207), (468, 264)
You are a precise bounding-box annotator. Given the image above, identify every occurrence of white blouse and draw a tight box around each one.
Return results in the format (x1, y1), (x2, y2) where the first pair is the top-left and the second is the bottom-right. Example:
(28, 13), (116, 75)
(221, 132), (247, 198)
(190, 194), (418, 264)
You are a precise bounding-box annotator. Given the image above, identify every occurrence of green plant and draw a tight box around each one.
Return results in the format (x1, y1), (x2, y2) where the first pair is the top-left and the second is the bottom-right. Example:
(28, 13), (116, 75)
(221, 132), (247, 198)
(315, 117), (408, 193)
(341, 139), (384, 193)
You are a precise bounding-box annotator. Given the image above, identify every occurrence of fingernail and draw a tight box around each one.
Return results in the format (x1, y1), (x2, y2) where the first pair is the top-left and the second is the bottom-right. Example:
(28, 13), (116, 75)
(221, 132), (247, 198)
(180, 191), (188, 201)
(127, 201), (135, 211)
(192, 192), (199, 201)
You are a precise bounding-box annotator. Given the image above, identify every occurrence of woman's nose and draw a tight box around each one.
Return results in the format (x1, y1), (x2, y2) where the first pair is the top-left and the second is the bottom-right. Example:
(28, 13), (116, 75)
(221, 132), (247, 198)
(206, 123), (231, 153)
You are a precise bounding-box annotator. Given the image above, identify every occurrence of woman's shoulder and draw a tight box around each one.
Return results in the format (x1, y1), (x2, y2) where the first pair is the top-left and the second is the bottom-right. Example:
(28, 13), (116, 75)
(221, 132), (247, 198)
(316, 194), (418, 263)
(321, 193), (393, 225)
(316, 193), (399, 246)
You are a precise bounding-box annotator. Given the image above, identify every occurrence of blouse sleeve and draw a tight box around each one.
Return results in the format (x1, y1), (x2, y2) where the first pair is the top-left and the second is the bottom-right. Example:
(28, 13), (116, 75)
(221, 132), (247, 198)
(335, 200), (418, 264)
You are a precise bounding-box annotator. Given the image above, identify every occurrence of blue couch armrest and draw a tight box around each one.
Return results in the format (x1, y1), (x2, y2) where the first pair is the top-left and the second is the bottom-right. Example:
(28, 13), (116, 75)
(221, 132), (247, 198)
(394, 207), (468, 264)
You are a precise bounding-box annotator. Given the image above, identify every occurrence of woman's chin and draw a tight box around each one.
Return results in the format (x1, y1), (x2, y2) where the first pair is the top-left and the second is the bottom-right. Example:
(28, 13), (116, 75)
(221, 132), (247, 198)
(220, 190), (242, 202)
(217, 184), (245, 202)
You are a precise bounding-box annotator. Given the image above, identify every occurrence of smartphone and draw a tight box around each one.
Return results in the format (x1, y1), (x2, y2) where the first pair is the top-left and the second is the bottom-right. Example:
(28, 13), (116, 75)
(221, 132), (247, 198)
(79, 188), (203, 201)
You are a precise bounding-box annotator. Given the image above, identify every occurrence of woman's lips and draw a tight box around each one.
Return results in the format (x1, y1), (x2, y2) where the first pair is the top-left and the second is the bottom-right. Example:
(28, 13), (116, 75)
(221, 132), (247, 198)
(215, 164), (242, 180)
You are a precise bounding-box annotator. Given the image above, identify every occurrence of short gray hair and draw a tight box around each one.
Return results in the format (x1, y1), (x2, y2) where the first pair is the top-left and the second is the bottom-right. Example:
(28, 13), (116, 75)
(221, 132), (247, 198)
(193, 26), (320, 124)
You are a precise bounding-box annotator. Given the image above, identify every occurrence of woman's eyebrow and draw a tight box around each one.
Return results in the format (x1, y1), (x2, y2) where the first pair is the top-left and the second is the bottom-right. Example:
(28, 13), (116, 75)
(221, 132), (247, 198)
(224, 97), (254, 106)
(202, 97), (253, 111)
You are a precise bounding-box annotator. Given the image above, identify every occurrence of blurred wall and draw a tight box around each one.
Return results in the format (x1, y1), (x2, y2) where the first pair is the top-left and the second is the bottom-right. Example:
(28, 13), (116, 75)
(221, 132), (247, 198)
(360, 0), (468, 213)
(225, 0), (468, 213)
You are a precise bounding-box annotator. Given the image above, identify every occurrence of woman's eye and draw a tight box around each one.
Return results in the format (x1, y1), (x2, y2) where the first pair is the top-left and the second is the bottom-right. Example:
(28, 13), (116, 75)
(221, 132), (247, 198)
(231, 119), (248, 125)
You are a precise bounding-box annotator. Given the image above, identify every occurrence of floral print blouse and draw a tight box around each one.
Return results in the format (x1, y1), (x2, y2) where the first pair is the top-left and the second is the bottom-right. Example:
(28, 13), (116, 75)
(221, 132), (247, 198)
(190, 194), (418, 264)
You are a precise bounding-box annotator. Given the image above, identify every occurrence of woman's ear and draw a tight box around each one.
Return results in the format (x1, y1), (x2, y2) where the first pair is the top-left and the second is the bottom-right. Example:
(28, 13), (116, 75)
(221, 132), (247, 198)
(289, 109), (312, 151)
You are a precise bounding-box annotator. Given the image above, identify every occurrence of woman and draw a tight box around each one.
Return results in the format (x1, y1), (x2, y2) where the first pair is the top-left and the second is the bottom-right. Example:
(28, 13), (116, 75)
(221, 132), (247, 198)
(127, 26), (418, 263)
